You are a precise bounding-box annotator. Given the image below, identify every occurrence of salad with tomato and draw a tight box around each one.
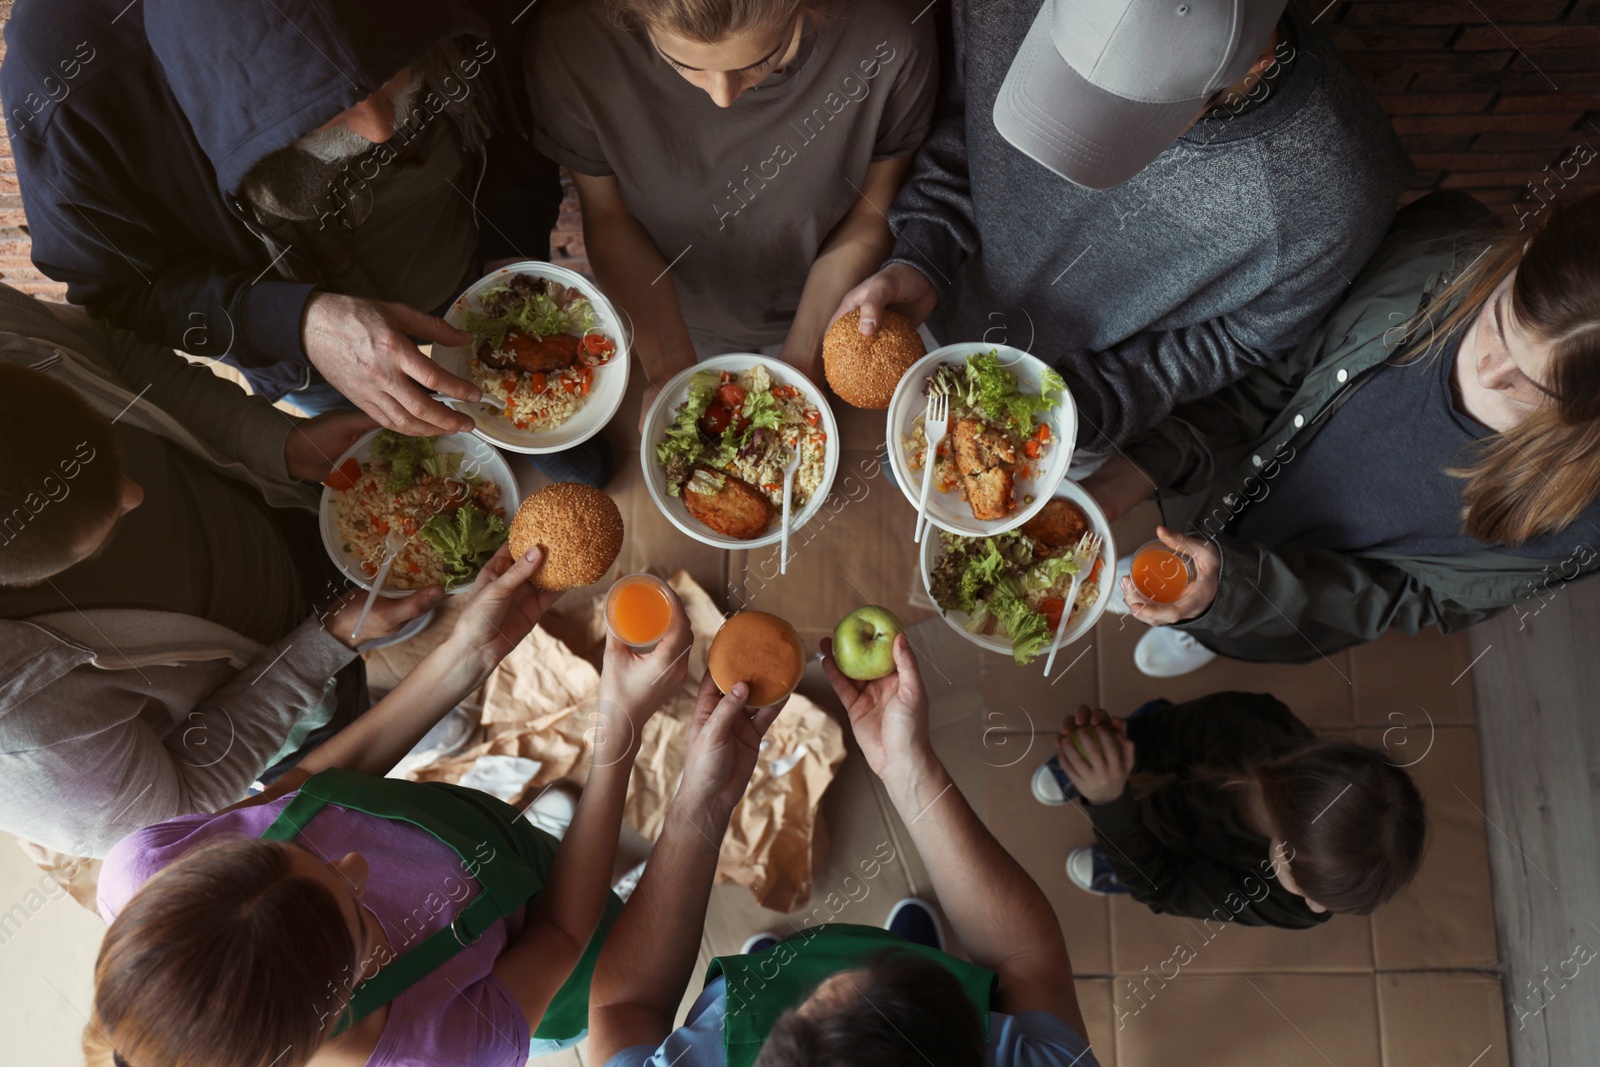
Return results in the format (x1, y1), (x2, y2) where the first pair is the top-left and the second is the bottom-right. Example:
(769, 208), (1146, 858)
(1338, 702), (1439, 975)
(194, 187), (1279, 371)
(655, 364), (827, 527)
(458, 273), (618, 433)
(926, 511), (1103, 665)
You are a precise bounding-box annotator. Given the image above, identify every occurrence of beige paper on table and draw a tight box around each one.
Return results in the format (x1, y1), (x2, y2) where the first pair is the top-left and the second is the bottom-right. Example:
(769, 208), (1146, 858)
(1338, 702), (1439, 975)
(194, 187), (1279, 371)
(408, 571), (846, 912)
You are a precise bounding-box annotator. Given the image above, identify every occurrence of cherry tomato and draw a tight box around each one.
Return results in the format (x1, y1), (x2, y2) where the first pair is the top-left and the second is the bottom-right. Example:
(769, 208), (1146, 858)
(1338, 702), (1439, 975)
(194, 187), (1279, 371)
(716, 383), (747, 410)
(581, 333), (615, 364)
(698, 403), (734, 435)
(1041, 597), (1066, 630)
(322, 456), (363, 491)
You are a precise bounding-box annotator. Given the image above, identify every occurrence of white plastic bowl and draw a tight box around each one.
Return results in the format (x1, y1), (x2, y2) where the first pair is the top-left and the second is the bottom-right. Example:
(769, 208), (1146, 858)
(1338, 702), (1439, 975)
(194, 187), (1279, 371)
(319, 429), (519, 598)
(432, 261), (630, 454)
(920, 479), (1115, 658)
(886, 342), (1076, 537)
(640, 355), (841, 550)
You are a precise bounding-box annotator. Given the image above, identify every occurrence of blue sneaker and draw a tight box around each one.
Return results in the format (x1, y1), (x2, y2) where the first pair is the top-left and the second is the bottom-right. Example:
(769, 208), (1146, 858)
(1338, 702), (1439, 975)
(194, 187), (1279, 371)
(1066, 846), (1128, 896)
(526, 436), (614, 488)
(741, 933), (780, 955)
(1031, 756), (1080, 806)
(885, 897), (945, 951)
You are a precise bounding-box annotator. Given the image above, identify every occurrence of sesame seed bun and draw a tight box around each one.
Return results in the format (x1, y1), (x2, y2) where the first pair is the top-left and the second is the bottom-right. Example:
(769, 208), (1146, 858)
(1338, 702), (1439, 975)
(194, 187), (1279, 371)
(707, 611), (805, 708)
(823, 308), (926, 409)
(508, 482), (624, 591)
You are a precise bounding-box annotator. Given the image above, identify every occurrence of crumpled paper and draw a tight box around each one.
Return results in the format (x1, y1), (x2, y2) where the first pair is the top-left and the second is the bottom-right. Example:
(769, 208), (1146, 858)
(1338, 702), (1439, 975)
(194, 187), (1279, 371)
(408, 572), (846, 912)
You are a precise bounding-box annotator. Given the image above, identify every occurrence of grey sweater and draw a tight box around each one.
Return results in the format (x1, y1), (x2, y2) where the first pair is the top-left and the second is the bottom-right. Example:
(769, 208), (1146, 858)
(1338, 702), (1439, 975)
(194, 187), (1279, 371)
(887, 0), (1414, 449)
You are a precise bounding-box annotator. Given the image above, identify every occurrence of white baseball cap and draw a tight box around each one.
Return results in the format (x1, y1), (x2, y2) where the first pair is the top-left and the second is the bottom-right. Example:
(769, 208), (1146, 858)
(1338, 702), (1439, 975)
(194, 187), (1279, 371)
(993, 0), (1287, 189)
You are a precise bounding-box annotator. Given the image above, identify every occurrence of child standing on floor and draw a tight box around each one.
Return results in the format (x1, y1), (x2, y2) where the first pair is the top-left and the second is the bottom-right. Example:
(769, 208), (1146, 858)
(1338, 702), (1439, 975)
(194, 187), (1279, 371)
(1034, 694), (1427, 929)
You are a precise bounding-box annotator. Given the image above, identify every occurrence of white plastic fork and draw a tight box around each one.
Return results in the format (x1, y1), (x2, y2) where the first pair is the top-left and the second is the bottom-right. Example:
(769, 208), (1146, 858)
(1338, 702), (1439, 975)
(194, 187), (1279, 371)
(779, 444), (802, 575)
(350, 527), (407, 643)
(1042, 531), (1104, 676)
(913, 391), (951, 544)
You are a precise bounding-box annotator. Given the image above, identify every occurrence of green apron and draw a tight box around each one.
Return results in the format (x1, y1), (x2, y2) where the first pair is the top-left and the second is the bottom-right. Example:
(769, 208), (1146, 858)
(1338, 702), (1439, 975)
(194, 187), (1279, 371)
(704, 923), (997, 1067)
(259, 768), (619, 1041)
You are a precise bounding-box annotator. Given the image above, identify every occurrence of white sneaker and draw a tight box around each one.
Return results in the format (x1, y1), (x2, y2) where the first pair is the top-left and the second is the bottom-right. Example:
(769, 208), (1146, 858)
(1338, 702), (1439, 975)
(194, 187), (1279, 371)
(1133, 627), (1217, 678)
(1105, 555), (1134, 616)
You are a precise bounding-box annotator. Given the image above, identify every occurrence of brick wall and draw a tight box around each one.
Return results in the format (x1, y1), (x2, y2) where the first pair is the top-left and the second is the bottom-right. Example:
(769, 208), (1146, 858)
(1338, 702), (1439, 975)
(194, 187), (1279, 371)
(1325, 0), (1600, 219)
(0, 2), (1594, 300)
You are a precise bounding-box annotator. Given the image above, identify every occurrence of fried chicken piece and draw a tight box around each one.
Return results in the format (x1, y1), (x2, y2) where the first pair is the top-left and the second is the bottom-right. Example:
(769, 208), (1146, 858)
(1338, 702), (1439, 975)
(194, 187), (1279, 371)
(1021, 498), (1090, 552)
(953, 417), (1016, 521)
(683, 468), (775, 540)
(478, 329), (580, 374)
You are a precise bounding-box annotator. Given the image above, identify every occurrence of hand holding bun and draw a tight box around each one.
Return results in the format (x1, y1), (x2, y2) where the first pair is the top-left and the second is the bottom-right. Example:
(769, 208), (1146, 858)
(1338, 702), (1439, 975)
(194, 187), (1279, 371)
(823, 308), (925, 409)
(508, 482), (625, 591)
(707, 611), (805, 708)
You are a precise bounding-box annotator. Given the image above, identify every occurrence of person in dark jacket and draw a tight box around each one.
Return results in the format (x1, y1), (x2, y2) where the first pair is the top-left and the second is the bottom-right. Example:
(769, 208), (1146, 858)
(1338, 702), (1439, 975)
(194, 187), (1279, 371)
(1, 0), (573, 451)
(833, 0), (1413, 453)
(1085, 188), (1600, 674)
(1033, 696), (1426, 930)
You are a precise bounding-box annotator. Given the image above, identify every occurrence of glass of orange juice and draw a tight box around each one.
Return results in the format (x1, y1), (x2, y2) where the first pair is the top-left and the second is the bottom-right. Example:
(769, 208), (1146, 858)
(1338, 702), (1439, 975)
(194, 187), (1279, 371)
(1130, 540), (1196, 604)
(605, 574), (675, 649)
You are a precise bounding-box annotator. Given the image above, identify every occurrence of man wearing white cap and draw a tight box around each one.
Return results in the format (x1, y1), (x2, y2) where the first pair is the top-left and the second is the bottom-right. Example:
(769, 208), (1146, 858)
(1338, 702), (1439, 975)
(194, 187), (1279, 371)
(835, 0), (1412, 452)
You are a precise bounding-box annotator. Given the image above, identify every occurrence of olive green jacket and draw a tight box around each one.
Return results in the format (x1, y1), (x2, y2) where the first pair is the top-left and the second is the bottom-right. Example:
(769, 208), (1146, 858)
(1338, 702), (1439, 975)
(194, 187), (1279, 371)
(1126, 192), (1595, 663)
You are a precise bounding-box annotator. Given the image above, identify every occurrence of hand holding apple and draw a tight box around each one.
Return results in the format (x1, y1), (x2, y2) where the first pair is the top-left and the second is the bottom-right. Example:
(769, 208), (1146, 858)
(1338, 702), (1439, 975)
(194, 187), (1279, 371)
(831, 605), (904, 682)
(1056, 704), (1135, 805)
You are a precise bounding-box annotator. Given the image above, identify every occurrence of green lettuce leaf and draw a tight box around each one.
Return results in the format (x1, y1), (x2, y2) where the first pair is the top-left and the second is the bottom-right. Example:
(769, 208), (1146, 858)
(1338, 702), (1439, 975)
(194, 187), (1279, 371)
(461, 287), (598, 349)
(656, 371), (721, 495)
(371, 430), (437, 493)
(992, 581), (1051, 665)
(418, 503), (508, 590)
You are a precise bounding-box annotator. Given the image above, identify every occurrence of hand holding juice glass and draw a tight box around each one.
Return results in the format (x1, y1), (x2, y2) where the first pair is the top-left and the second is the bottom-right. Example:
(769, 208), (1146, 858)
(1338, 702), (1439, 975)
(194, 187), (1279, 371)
(1130, 540), (1196, 604)
(606, 574), (675, 649)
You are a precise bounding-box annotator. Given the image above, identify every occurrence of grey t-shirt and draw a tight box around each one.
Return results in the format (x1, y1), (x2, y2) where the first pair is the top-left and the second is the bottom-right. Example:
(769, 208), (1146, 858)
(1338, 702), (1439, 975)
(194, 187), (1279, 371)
(525, 0), (937, 348)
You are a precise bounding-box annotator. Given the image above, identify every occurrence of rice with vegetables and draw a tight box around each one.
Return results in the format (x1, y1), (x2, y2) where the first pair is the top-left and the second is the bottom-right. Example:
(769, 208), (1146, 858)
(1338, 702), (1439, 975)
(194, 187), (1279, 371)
(328, 431), (507, 592)
(927, 520), (1104, 665)
(656, 365), (827, 526)
(459, 273), (619, 433)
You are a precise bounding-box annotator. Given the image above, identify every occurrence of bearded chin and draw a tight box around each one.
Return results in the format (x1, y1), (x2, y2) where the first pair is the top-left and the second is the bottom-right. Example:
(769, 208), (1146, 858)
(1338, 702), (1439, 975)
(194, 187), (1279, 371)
(296, 70), (426, 162)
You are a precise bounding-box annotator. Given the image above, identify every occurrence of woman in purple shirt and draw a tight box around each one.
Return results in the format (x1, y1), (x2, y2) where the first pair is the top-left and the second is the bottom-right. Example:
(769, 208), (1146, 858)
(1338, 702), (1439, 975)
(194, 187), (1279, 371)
(86, 545), (692, 1067)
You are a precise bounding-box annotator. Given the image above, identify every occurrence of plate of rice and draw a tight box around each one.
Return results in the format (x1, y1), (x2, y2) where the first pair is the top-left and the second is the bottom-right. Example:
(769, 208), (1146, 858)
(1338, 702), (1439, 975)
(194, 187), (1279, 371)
(319, 429), (518, 598)
(920, 480), (1114, 663)
(431, 261), (630, 454)
(887, 342), (1075, 538)
(641, 355), (840, 550)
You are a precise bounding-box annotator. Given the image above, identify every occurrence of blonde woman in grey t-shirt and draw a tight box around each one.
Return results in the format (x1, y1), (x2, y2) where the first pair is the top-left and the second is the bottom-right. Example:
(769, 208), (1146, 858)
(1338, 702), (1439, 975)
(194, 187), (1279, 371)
(525, 0), (936, 399)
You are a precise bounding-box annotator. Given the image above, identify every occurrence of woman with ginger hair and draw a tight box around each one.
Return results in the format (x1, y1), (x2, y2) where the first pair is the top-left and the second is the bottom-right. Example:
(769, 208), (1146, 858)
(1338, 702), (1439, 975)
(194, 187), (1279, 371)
(1083, 189), (1600, 675)
(523, 0), (936, 394)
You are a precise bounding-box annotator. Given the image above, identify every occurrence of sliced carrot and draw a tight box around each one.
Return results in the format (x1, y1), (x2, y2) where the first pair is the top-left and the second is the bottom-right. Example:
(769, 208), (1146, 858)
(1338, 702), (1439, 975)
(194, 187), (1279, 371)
(1037, 424), (1051, 442)
(1024, 439), (1041, 459)
(532, 372), (547, 393)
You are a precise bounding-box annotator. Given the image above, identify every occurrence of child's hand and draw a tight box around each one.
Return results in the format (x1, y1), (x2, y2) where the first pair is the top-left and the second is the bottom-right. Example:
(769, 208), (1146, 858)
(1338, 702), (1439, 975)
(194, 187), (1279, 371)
(1056, 704), (1135, 806)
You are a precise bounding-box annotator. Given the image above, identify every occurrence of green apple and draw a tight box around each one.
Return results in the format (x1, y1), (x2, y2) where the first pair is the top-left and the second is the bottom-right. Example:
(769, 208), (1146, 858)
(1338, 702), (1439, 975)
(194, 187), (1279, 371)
(1066, 725), (1112, 761)
(832, 606), (904, 681)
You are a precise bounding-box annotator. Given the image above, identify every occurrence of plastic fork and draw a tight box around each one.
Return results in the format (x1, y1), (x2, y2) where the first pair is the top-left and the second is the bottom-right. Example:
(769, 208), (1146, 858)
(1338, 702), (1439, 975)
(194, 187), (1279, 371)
(1042, 530), (1104, 676)
(350, 527), (407, 643)
(779, 445), (803, 575)
(913, 391), (951, 543)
